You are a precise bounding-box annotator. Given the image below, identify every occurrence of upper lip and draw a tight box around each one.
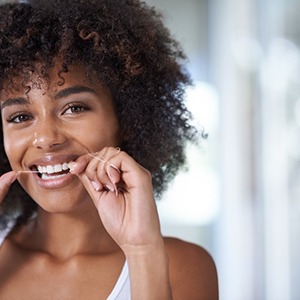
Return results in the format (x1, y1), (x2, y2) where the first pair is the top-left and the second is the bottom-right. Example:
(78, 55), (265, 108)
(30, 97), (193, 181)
(27, 154), (80, 170)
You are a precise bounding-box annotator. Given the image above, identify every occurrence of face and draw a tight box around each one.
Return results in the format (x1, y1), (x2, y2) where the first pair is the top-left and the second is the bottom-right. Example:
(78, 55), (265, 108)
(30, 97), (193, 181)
(0, 64), (119, 213)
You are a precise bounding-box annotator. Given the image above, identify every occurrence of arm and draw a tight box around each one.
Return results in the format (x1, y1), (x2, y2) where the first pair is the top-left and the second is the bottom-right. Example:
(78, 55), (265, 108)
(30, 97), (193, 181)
(125, 240), (172, 300)
(165, 238), (219, 300)
(70, 147), (172, 299)
(70, 147), (217, 299)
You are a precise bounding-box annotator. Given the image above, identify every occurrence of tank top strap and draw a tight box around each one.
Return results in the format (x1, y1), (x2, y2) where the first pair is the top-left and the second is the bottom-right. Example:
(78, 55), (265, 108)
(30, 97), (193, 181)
(106, 260), (131, 300)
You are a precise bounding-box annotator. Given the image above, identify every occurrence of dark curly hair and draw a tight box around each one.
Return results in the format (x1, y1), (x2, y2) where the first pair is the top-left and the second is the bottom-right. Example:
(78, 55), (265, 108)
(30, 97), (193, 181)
(0, 0), (198, 229)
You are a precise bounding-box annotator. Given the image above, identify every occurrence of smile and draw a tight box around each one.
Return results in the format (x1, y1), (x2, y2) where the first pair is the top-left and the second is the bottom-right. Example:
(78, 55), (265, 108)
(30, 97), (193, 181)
(36, 162), (71, 180)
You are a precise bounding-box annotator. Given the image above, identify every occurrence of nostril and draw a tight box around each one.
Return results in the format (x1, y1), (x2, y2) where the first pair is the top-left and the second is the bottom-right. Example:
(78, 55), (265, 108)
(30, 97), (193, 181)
(32, 123), (66, 150)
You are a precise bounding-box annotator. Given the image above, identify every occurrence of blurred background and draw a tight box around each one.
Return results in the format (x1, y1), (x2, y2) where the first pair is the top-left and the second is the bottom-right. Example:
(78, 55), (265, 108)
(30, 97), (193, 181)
(144, 0), (300, 299)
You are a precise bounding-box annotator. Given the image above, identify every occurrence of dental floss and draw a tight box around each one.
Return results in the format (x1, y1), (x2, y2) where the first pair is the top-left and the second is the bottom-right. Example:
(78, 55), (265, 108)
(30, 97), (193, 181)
(16, 155), (120, 196)
(87, 152), (120, 196)
(87, 153), (121, 173)
(87, 153), (106, 163)
(17, 170), (40, 174)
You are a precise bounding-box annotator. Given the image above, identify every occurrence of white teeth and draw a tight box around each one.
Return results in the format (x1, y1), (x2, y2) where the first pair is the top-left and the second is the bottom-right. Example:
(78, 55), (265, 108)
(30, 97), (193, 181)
(54, 164), (62, 173)
(46, 165), (55, 174)
(41, 173), (67, 180)
(62, 162), (69, 170)
(37, 162), (71, 175)
(37, 166), (44, 173)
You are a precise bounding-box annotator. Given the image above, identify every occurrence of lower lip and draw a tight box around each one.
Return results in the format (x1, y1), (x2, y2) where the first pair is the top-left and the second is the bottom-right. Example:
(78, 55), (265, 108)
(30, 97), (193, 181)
(33, 172), (76, 189)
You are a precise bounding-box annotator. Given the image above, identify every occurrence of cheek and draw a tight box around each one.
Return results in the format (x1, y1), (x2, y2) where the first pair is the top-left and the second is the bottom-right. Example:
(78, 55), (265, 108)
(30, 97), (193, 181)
(3, 135), (17, 165)
(3, 129), (27, 165)
(77, 115), (119, 149)
(3, 128), (12, 156)
(75, 128), (118, 153)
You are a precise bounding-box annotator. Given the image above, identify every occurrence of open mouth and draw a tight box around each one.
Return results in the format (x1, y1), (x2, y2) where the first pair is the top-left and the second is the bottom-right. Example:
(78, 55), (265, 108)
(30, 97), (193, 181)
(32, 162), (71, 180)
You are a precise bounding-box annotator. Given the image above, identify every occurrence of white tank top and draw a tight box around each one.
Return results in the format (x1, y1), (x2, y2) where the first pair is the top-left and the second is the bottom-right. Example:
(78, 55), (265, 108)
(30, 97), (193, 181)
(107, 260), (131, 299)
(0, 229), (131, 300)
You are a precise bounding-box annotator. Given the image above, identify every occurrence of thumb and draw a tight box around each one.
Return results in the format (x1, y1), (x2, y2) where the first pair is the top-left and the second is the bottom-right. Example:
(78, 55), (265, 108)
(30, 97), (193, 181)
(68, 153), (92, 175)
(0, 171), (17, 203)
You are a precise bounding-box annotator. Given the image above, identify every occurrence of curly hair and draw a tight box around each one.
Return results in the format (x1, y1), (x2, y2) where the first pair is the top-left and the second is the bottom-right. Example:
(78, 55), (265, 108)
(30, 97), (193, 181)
(0, 0), (197, 229)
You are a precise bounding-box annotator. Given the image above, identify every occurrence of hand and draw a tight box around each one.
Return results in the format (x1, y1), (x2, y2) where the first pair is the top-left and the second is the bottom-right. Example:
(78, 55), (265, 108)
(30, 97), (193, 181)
(69, 147), (163, 253)
(0, 171), (17, 204)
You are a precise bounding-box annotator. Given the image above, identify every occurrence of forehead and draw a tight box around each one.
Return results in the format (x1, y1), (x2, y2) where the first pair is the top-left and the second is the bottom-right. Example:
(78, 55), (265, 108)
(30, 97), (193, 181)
(0, 64), (93, 100)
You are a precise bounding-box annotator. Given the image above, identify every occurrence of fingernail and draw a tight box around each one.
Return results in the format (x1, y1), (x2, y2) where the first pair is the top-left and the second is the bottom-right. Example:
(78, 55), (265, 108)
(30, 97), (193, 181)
(91, 180), (101, 191)
(109, 163), (120, 174)
(68, 161), (76, 172)
(107, 167), (118, 195)
(105, 184), (115, 193)
(107, 167), (114, 183)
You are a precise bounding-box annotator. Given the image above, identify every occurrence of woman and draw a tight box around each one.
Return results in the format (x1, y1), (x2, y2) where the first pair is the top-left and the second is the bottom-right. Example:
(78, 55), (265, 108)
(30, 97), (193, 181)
(0, 0), (218, 299)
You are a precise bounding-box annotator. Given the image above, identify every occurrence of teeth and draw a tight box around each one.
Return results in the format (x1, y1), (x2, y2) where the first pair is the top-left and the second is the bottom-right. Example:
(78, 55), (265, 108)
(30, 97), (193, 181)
(46, 165), (55, 174)
(62, 162), (69, 170)
(41, 173), (67, 180)
(37, 166), (45, 173)
(54, 164), (62, 173)
(37, 162), (71, 175)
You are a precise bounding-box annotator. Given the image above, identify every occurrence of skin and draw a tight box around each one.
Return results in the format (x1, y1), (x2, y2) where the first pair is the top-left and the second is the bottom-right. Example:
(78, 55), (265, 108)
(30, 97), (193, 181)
(0, 65), (218, 299)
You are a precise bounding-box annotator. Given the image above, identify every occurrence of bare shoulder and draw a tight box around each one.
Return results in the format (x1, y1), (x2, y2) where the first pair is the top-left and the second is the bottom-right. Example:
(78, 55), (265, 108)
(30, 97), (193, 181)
(164, 237), (218, 300)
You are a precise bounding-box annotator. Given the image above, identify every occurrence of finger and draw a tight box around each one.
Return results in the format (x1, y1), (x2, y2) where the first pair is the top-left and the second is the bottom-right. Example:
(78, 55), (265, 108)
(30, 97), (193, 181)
(73, 160), (116, 194)
(81, 154), (113, 192)
(106, 151), (151, 189)
(68, 152), (115, 193)
(75, 172), (103, 207)
(69, 147), (121, 175)
(85, 154), (107, 180)
(107, 164), (121, 186)
(85, 148), (122, 192)
(0, 171), (17, 202)
(68, 154), (91, 174)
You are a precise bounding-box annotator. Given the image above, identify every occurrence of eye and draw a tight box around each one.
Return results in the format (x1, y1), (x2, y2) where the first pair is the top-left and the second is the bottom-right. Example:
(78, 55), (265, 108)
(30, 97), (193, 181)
(63, 102), (90, 115)
(7, 113), (33, 124)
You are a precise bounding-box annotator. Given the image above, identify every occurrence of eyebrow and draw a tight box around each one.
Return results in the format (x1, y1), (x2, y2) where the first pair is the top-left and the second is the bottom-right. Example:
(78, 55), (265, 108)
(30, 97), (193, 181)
(1, 97), (29, 110)
(1, 85), (97, 110)
(54, 85), (97, 99)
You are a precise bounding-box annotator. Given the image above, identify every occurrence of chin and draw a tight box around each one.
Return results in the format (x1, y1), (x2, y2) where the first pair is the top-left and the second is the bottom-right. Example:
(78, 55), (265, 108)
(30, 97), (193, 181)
(31, 188), (94, 215)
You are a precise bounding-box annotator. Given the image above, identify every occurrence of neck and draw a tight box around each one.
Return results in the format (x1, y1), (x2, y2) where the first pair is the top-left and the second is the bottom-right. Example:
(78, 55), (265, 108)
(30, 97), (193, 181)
(15, 204), (119, 260)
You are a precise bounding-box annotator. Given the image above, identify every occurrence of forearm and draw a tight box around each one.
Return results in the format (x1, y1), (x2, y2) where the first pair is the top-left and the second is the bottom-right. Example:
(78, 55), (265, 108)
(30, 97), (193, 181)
(125, 241), (173, 300)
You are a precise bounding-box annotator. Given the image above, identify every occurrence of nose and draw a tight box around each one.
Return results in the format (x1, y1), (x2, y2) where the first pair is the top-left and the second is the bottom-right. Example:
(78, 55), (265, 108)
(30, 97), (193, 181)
(32, 117), (66, 150)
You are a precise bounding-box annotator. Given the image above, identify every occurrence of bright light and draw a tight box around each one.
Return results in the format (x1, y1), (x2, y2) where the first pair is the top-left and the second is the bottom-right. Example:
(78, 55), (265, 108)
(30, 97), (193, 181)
(157, 82), (220, 226)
